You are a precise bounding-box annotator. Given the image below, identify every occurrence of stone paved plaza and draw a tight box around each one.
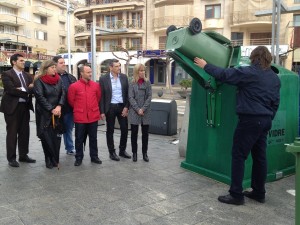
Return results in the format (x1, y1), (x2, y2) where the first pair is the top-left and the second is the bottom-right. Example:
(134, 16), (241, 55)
(0, 96), (296, 225)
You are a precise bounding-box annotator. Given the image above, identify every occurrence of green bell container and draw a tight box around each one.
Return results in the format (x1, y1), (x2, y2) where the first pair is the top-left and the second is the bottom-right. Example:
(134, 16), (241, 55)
(166, 18), (298, 187)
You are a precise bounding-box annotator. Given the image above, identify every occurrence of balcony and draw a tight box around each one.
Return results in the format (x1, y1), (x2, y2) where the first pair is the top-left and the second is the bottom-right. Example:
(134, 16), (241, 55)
(32, 6), (54, 17)
(59, 30), (67, 36)
(203, 18), (224, 29)
(230, 10), (272, 27)
(0, 14), (26, 26)
(153, 16), (193, 31)
(153, 0), (193, 7)
(75, 20), (144, 38)
(58, 15), (66, 23)
(0, 0), (25, 8)
(85, 0), (144, 7)
(75, 0), (145, 19)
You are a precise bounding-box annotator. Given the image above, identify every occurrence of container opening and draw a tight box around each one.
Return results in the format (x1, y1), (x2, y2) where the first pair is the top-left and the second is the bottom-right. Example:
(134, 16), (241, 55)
(271, 66), (279, 74)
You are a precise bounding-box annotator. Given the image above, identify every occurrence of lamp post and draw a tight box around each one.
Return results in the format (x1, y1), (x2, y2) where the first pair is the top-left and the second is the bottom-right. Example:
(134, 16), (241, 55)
(66, 0), (73, 73)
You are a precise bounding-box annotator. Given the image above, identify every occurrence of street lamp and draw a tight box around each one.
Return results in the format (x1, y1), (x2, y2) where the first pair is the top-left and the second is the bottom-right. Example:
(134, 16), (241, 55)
(66, 0), (74, 73)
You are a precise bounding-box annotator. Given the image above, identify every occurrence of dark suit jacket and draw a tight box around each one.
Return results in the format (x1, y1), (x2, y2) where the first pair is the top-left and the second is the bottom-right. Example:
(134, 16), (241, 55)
(99, 73), (129, 114)
(0, 69), (34, 115)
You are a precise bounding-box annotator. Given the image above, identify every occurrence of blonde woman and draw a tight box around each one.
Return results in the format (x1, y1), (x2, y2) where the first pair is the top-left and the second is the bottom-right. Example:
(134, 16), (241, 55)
(128, 64), (152, 162)
(34, 60), (65, 169)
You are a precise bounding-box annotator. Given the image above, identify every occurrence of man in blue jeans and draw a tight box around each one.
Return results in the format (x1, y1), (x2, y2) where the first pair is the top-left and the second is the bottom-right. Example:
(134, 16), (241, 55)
(53, 56), (77, 155)
(194, 46), (280, 205)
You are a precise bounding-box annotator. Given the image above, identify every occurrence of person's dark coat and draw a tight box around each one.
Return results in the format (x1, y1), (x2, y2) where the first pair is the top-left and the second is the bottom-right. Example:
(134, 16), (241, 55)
(0, 69), (34, 115)
(99, 73), (129, 114)
(34, 78), (65, 137)
(204, 63), (281, 119)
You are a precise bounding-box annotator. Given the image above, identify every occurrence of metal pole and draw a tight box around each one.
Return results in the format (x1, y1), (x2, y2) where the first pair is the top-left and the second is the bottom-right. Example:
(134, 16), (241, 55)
(276, 0), (281, 65)
(67, 0), (71, 73)
(271, 0), (276, 62)
(91, 21), (96, 81)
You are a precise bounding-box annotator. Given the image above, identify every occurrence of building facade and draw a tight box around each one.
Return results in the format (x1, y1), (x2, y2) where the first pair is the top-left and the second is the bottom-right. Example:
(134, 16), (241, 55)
(1, 0), (300, 82)
(0, 0), (83, 74)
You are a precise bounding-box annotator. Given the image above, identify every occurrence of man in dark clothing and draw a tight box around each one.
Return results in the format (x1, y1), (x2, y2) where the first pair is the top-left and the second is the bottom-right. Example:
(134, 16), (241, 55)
(0, 53), (36, 167)
(53, 56), (77, 155)
(194, 46), (281, 205)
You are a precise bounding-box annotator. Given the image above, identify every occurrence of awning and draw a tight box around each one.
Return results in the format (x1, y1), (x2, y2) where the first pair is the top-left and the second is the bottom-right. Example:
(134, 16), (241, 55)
(129, 57), (152, 65)
(25, 61), (33, 68)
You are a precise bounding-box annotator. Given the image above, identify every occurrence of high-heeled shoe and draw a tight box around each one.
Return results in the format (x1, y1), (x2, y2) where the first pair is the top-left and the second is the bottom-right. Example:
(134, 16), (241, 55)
(143, 153), (149, 162)
(45, 157), (53, 169)
(51, 158), (58, 167)
(133, 153), (137, 162)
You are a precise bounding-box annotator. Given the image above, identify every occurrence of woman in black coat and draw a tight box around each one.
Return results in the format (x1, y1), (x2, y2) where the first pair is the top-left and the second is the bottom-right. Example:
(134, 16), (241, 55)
(34, 60), (65, 169)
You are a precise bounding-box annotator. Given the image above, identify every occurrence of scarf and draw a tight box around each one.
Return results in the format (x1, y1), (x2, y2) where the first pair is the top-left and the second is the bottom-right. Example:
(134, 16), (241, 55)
(41, 73), (60, 85)
(138, 78), (144, 85)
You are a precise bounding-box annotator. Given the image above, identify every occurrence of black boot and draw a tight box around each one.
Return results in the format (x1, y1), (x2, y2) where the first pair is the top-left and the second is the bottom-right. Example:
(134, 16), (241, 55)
(133, 153), (137, 162)
(45, 157), (53, 169)
(143, 153), (149, 162)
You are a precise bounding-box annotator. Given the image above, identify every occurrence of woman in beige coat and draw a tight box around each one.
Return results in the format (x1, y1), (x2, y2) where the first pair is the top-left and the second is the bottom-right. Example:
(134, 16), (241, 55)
(128, 64), (152, 162)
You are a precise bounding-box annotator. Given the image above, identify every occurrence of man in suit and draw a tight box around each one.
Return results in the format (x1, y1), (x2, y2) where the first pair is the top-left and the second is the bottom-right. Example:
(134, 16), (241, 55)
(99, 59), (131, 161)
(0, 53), (36, 167)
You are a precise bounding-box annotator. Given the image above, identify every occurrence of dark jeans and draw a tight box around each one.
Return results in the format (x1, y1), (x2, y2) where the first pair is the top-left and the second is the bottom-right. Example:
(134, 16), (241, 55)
(75, 122), (99, 160)
(131, 124), (149, 153)
(229, 115), (272, 199)
(106, 104), (128, 153)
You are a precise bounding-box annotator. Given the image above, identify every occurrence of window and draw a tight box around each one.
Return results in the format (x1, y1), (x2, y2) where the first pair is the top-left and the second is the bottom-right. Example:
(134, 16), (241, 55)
(131, 38), (141, 50)
(159, 36), (166, 49)
(103, 39), (118, 51)
(205, 4), (221, 19)
(231, 32), (243, 46)
(41, 16), (47, 25)
(59, 36), (66, 45)
(250, 32), (272, 45)
(104, 15), (117, 29)
(0, 6), (15, 15)
(0, 25), (16, 34)
(131, 12), (142, 28)
(59, 22), (65, 30)
(33, 15), (47, 25)
(35, 30), (47, 40)
(294, 15), (300, 26)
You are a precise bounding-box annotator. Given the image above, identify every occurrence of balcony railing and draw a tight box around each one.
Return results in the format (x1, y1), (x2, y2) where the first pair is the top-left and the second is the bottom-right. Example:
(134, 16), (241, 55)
(153, 16), (194, 30)
(0, 0), (25, 8)
(85, 0), (144, 6)
(0, 14), (26, 26)
(58, 15), (66, 23)
(230, 10), (272, 25)
(32, 6), (54, 17)
(58, 30), (67, 36)
(75, 19), (143, 34)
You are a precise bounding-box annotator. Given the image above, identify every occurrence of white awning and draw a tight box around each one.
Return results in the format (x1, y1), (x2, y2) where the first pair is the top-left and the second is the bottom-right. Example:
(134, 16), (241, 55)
(129, 57), (152, 65)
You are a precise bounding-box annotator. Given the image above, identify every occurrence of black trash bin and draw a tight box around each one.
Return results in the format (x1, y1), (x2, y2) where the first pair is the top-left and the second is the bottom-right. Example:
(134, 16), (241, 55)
(149, 99), (177, 135)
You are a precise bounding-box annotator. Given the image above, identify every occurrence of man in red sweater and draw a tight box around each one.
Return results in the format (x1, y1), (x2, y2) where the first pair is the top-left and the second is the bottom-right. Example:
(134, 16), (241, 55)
(68, 65), (102, 166)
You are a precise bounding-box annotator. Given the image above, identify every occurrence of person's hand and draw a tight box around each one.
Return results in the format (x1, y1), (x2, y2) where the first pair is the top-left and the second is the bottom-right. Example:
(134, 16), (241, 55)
(121, 107), (128, 117)
(138, 109), (144, 116)
(101, 113), (106, 120)
(28, 83), (34, 88)
(52, 105), (61, 117)
(194, 57), (207, 69)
